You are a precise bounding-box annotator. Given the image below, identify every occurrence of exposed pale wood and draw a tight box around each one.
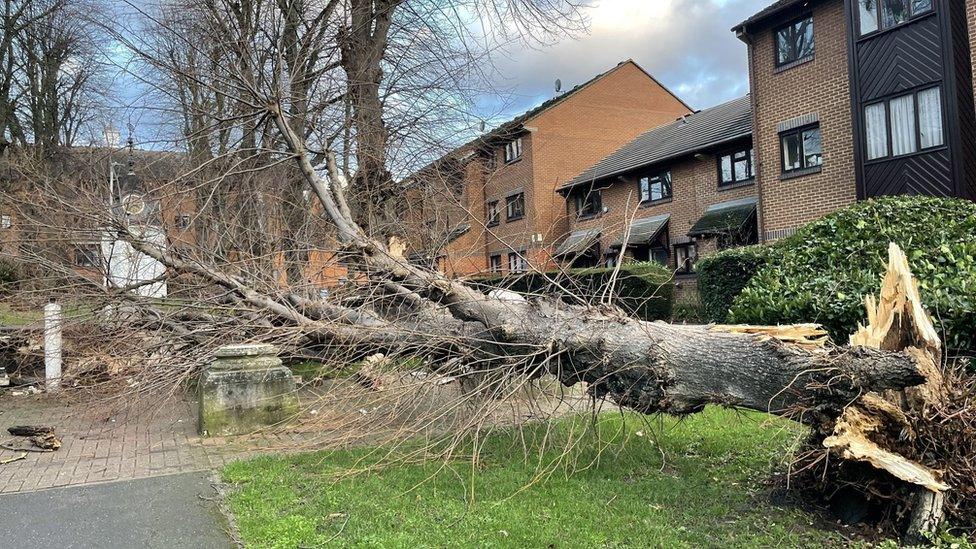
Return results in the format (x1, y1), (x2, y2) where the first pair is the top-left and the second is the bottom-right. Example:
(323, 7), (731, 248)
(836, 243), (948, 540)
(712, 324), (829, 347)
(824, 406), (947, 492)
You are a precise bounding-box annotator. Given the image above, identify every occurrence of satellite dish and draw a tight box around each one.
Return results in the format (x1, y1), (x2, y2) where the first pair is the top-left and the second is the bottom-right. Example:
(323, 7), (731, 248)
(555, 79), (562, 93)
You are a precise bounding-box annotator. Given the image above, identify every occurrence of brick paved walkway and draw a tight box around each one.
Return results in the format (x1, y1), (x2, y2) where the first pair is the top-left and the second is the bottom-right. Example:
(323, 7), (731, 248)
(0, 376), (589, 495)
(0, 393), (294, 494)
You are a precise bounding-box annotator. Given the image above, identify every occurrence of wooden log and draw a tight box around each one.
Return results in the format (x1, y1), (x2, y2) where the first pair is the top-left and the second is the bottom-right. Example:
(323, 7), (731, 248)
(7, 425), (54, 437)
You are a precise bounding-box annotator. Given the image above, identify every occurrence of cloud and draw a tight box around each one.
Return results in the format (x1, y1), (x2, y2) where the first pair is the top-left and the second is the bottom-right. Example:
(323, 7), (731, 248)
(480, 0), (769, 120)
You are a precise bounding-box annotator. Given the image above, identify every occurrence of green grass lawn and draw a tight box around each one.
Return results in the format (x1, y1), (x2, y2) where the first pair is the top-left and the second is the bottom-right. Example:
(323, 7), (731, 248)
(222, 407), (848, 548)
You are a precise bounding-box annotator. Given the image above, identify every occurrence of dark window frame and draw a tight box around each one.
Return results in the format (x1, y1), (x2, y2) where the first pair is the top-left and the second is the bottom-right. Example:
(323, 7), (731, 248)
(774, 15), (815, 68)
(856, 0), (933, 38)
(74, 243), (101, 268)
(486, 200), (500, 227)
(637, 170), (673, 204)
(779, 123), (823, 173)
(503, 137), (523, 164)
(505, 192), (525, 221)
(862, 85), (945, 163)
(484, 150), (498, 172)
(507, 250), (528, 273)
(488, 253), (502, 273)
(673, 242), (697, 274)
(573, 189), (603, 219)
(717, 146), (756, 188)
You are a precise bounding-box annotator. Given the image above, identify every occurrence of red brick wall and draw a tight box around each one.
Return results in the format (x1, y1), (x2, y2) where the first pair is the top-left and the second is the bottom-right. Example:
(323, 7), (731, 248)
(748, 0), (857, 240)
(530, 62), (693, 262)
(433, 61), (693, 277)
(566, 147), (758, 270)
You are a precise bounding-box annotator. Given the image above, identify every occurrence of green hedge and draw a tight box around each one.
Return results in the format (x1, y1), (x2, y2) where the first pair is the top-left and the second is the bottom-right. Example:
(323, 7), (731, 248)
(729, 196), (976, 353)
(0, 256), (24, 294)
(477, 262), (674, 321)
(696, 245), (773, 323)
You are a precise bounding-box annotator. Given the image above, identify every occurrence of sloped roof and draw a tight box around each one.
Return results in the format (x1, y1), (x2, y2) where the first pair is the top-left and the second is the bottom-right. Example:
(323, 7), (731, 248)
(560, 95), (752, 192)
(553, 228), (601, 257)
(733, 0), (809, 33)
(688, 197), (759, 236)
(612, 214), (670, 247)
(473, 60), (692, 145)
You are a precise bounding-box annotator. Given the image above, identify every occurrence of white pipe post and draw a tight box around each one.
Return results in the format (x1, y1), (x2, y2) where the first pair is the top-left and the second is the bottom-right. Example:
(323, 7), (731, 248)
(44, 300), (62, 392)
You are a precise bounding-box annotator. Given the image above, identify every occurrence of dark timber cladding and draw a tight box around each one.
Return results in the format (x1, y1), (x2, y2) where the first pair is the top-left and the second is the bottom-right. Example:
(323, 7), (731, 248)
(845, 0), (976, 199)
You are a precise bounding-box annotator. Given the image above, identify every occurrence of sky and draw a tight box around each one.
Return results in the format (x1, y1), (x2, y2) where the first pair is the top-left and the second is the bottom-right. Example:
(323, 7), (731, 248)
(477, 0), (770, 123)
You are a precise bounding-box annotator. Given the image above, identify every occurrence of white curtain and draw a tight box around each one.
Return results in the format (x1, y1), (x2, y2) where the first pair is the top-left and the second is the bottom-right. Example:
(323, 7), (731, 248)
(917, 87), (944, 149)
(890, 94), (916, 156)
(865, 103), (888, 160)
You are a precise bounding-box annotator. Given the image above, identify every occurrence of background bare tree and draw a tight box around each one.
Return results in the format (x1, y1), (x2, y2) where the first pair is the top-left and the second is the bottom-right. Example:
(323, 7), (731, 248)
(0, 0), (107, 154)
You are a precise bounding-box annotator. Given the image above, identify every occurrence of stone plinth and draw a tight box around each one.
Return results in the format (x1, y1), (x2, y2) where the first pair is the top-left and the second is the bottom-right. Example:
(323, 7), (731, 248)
(198, 343), (298, 437)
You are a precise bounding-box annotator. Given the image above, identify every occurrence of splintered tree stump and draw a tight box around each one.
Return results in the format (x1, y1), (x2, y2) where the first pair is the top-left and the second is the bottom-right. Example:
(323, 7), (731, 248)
(829, 243), (948, 542)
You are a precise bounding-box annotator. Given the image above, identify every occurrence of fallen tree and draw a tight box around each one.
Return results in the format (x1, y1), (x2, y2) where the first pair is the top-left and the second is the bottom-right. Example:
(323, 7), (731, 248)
(0, 0), (969, 541)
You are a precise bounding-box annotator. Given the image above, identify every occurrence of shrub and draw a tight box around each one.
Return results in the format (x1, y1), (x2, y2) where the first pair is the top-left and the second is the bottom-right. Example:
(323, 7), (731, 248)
(696, 245), (773, 323)
(476, 261), (674, 321)
(0, 256), (24, 294)
(729, 196), (976, 353)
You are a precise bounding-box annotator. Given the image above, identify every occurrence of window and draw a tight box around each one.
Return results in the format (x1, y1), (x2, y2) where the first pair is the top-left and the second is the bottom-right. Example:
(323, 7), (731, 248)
(0, 215), (11, 229)
(918, 87), (944, 149)
(718, 147), (755, 187)
(859, 0), (932, 35)
(489, 254), (502, 273)
(176, 214), (191, 229)
(74, 244), (100, 268)
(506, 192), (525, 221)
(674, 243), (697, 274)
(865, 102), (888, 160)
(638, 171), (672, 203)
(574, 190), (602, 218)
(780, 125), (822, 173)
(485, 151), (498, 172)
(775, 16), (814, 67)
(650, 247), (669, 266)
(508, 251), (527, 273)
(486, 201), (500, 226)
(504, 138), (523, 164)
(890, 94), (916, 156)
(862, 87), (944, 161)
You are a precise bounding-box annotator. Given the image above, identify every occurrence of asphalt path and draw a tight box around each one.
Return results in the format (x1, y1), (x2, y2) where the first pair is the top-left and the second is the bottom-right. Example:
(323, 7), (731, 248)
(0, 471), (235, 548)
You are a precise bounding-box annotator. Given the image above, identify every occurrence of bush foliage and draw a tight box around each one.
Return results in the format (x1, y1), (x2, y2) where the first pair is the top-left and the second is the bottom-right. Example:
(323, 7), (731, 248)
(729, 196), (976, 352)
(477, 262), (674, 321)
(0, 256), (24, 294)
(696, 245), (772, 323)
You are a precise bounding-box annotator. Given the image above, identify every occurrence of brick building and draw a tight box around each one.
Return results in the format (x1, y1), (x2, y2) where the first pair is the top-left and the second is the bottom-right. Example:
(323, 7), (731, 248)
(0, 146), (350, 292)
(734, 0), (976, 241)
(402, 60), (694, 277)
(555, 96), (757, 279)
